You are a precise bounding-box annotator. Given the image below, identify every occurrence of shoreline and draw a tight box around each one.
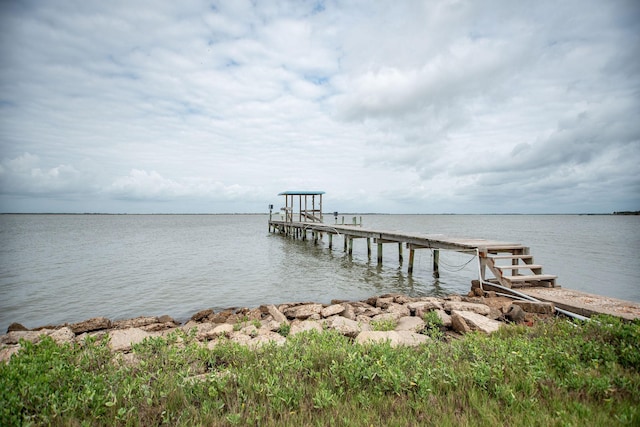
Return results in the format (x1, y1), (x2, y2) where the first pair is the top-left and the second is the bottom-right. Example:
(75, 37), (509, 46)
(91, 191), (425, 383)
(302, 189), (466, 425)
(4, 284), (639, 364)
(0, 291), (562, 362)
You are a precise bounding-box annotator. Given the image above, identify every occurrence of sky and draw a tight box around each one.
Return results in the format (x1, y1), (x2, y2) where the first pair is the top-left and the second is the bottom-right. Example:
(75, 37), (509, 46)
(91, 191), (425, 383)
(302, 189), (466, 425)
(0, 0), (639, 214)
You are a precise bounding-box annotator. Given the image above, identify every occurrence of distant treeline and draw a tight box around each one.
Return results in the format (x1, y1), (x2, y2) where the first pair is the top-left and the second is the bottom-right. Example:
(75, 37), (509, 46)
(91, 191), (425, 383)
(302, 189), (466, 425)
(613, 211), (640, 215)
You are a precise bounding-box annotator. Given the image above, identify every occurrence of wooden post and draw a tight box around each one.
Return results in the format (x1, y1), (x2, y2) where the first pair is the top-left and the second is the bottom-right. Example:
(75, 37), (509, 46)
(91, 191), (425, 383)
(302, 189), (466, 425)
(398, 242), (403, 264)
(408, 246), (415, 274)
(433, 249), (440, 278)
(344, 235), (348, 252)
(377, 241), (383, 264)
(367, 238), (371, 259)
(329, 233), (333, 249)
(348, 237), (353, 255)
(285, 195), (289, 222)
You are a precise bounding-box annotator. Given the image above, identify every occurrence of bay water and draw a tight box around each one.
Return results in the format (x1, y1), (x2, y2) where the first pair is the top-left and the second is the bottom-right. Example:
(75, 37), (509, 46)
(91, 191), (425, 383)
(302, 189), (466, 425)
(1, 214), (638, 332)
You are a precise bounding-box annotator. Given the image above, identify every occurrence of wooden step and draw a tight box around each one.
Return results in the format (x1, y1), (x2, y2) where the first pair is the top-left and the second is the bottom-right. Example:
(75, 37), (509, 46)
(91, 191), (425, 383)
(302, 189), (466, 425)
(496, 264), (543, 270)
(484, 245), (528, 251)
(488, 255), (533, 260)
(504, 274), (557, 282)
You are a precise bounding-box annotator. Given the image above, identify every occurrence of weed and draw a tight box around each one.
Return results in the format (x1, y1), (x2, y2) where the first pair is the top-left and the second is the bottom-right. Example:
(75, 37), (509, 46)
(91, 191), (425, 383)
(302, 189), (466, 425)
(276, 323), (291, 337)
(422, 310), (445, 340)
(1, 315), (639, 426)
(370, 318), (397, 331)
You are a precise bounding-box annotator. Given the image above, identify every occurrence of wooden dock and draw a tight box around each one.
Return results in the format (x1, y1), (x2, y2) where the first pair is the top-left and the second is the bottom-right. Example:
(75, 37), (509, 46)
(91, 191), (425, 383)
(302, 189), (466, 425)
(268, 191), (558, 290)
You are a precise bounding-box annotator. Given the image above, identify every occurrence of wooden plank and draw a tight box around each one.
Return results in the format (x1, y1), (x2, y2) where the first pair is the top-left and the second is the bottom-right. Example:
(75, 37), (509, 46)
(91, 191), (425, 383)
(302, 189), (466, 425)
(495, 264), (543, 270)
(504, 274), (557, 282)
(488, 255), (534, 260)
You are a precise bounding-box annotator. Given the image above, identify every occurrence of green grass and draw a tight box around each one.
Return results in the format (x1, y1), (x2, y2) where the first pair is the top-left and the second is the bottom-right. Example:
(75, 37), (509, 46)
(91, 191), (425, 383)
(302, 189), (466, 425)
(1, 315), (639, 426)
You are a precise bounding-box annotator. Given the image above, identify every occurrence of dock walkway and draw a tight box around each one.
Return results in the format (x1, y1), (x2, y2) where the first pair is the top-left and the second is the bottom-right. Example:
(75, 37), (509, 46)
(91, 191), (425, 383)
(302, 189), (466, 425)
(267, 192), (640, 320)
(268, 219), (558, 290)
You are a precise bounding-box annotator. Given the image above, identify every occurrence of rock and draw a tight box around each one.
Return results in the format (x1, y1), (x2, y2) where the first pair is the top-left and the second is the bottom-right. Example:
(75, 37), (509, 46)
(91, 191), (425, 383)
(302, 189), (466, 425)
(229, 332), (252, 345)
(248, 332), (286, 349)
(364, 296), (379, 307)
(396, 331), (430, 347)
(75, 330), (108, 345)
(190, 309), (213, 322)
(504, 304), (526, 323)
(108, 328), (150, 352)
(452, 310), (502, 334)
(239, 325), (259, 338)
(70, 317), (112, 334)
(355, 331), (429, 347)
(355, 315), (373, 325)
(1, 330), (48, 345)
(181, 320), (199, 331)
(246, 308), (263, 321)
(0, 345), (20, 363)
(407, 300), (444, 316)
(257, 305), (271, 314)
(289, 320), (323, 335)
(283, 303), (324, 320)
(326, 316), (371, 338)
(266, 305), (288, 324)
(355, 331), (396, 346)
(415, 296), (446, 305)
(49, 327), (75, 345)
(321, 304), (345, 318)
(444, 302), (491, 316)
(183, 322), (217, 341)
(140, 322), (177, 332)
(261, 319), (283, 332)
(473, 287), (485, 297)
(450, 313), (471, 334)
(113, 316), (159, 329)
(385, 303), (411, 318)
(446, 295), (463, 302)
(372, 312), (401, 322)
(360, 307), (383, 317)
(512, 301), (555, 315)
(157, 315), (176, 324)
(375, 297), (394, 309)
(206, 323), (233, 339)
(484, 291), (497, 298)
(434, 309), (452, 328)
(394, 295), (414, 304)
(395, 316), (426, 333)
(351, 302), (380, 316)
(341, 303), (356, 320)
(210, 309), (234, 324)
(6, 322), (28, 333)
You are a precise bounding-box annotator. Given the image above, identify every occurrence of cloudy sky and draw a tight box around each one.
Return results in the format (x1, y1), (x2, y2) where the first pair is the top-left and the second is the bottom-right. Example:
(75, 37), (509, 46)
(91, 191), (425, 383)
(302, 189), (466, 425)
(1, 0), (638, 214)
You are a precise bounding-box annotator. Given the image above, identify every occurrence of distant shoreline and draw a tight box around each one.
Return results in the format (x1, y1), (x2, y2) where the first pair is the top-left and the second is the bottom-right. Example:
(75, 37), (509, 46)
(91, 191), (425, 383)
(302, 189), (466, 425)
(1, 212), (632, 216)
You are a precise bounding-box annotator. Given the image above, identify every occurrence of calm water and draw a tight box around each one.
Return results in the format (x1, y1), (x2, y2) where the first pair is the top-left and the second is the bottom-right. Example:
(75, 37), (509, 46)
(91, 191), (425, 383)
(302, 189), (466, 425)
(1, 214), (638, 332)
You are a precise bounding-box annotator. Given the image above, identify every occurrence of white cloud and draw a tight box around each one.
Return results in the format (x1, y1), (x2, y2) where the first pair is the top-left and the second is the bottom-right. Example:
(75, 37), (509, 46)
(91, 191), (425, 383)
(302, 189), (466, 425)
(108, 169), (262, 202)
(0, 153), (98, 196)
(0, 0), (638, 213)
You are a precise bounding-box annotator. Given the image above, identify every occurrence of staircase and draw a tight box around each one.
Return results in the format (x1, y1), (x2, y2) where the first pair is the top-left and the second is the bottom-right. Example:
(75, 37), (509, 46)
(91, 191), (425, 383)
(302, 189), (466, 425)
(479, 247), (557, 289)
